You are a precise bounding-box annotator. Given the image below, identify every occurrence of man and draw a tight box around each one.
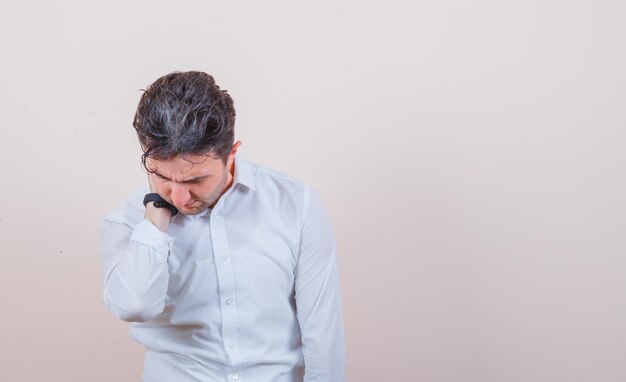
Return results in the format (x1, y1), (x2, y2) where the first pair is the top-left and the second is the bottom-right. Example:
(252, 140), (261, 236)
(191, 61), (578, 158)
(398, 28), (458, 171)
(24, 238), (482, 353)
(99, 71), (345, 381)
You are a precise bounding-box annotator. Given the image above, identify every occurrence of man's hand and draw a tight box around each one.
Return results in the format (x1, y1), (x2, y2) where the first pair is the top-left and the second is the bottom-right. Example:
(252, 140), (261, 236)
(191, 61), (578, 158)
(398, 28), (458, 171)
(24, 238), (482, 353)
(145, 173), (172, 233)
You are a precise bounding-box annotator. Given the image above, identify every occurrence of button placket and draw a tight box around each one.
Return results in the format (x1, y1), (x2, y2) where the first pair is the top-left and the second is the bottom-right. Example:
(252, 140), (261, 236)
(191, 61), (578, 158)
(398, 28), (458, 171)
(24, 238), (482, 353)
(210, 205), (245, 368)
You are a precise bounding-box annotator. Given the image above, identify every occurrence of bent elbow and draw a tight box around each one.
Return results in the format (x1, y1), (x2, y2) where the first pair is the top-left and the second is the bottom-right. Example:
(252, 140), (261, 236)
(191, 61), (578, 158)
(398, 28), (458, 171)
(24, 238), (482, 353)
(103, 293), (164, 323)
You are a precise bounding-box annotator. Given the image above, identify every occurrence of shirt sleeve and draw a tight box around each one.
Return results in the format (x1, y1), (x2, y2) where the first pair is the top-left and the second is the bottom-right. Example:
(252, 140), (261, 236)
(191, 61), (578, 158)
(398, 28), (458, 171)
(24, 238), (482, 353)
(100, 218), (174, 323)
(294, 188), (346, 381)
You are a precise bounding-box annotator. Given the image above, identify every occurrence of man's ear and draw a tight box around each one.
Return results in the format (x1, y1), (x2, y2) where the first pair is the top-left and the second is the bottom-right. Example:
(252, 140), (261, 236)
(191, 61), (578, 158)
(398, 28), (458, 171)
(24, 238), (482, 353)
(230, 140), (242, 157)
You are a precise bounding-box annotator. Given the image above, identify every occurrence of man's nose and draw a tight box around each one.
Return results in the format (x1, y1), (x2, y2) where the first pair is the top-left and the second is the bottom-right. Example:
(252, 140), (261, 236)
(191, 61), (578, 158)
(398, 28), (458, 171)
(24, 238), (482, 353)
(170, 184), (191, 207)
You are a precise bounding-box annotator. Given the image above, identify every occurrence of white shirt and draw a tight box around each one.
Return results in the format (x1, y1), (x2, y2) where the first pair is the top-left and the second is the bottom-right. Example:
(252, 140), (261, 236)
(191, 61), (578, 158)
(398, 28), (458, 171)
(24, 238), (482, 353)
(99, 155), (345, 382)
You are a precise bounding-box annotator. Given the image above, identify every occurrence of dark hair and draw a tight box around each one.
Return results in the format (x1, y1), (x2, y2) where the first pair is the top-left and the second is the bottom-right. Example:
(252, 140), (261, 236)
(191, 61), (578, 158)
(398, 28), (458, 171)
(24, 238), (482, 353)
(133, 71), (236, 170)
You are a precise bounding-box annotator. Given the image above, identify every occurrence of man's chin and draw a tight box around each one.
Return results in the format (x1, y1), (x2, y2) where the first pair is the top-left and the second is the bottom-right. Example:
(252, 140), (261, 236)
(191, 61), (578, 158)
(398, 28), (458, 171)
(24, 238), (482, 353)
(179, 204), (208, 216)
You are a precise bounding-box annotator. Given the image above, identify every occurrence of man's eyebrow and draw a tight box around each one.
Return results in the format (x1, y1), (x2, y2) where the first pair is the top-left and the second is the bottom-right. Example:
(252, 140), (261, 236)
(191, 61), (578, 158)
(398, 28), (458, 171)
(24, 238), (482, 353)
(154, 172), (209, 182)
(183, 175), (210, 183)
(154, 171), (171, 180)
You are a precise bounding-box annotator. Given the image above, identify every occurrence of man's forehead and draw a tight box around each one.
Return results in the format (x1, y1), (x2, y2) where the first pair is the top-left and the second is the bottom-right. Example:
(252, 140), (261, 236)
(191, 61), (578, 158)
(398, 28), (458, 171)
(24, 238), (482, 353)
(148, 154), (221, 176)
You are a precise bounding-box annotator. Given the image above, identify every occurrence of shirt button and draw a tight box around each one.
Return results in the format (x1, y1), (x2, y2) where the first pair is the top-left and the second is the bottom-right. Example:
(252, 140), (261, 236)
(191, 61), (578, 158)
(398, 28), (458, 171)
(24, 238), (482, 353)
(225, 299), (232, 305)
(220, 255), (227, 261)
(232, 373), (239, 380)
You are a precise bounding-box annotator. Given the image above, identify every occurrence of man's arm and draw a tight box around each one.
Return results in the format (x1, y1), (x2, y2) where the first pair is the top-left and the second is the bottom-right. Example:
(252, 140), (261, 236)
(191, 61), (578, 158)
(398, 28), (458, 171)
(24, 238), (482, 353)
(294, 187), (346, 381)
(100, 175), (174, 323)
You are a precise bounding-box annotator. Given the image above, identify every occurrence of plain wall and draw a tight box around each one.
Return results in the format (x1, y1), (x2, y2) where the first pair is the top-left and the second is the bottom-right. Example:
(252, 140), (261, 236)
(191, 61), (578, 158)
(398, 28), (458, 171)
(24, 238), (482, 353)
(1, 0), (625, 381)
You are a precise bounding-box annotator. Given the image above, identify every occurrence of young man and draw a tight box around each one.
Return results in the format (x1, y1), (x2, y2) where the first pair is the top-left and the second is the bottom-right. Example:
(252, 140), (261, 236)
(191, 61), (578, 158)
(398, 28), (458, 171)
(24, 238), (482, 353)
(99, 72), (345, 381)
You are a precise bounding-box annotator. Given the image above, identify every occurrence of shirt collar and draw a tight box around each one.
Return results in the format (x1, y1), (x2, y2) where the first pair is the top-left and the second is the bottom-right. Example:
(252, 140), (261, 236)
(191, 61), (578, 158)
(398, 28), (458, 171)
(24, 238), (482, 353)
(233, 154), (256, 192)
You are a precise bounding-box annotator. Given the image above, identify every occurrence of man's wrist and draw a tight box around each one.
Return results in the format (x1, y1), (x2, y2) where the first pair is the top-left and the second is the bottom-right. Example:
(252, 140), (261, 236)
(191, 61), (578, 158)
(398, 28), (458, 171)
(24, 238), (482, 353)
(143, 193), (177, 233)
(143, 193), (179, 216)
(144, 202), (172, 233)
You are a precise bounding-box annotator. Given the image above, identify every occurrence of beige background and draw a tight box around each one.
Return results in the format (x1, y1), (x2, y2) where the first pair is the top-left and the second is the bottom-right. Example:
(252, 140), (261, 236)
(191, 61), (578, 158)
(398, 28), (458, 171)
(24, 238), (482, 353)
(1, 0), (625, 381)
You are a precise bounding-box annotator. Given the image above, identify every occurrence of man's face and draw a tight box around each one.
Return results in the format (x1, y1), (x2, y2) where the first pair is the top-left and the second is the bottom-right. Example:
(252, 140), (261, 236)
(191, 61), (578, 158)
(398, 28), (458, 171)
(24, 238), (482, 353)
(147, 152), (235, 216)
